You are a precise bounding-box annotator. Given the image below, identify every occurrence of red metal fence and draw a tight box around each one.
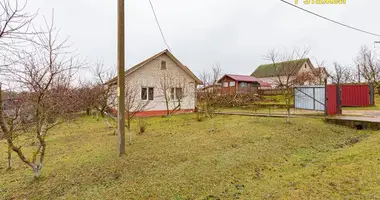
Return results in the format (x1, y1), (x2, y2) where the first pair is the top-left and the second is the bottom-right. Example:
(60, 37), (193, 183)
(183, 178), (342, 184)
(327, 85), (341, 115)
(341, 84), (371, 107)
(295, 84), (374, 116)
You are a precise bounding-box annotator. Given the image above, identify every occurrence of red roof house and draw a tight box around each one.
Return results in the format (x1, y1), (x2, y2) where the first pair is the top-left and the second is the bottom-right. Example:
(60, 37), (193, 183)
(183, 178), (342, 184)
(217, 74), (270, 95)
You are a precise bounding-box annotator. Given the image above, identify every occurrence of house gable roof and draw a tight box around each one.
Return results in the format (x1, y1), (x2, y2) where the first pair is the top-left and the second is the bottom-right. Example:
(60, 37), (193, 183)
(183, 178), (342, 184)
(108, 49), (202, 85)
(251, 58), (313, 78)
(217, 74), (271, 87)
(312, 67), (329, 76)
(218, 74), (261, 83)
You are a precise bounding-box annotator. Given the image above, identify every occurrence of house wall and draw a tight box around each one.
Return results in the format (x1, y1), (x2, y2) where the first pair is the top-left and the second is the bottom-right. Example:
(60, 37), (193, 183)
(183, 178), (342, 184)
(236, 81), (259, 94)
(110, 54), (197, 114)
(257, 61), (315, 88)
(220, 76), (237, 95)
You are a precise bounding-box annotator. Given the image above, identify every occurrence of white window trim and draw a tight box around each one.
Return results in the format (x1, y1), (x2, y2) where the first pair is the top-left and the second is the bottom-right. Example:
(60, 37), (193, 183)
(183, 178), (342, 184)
(141, 87), (154, 101)
(170, 87), (183, 102)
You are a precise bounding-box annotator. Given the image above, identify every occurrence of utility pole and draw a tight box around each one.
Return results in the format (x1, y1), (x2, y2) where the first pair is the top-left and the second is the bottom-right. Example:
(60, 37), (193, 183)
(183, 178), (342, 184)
(117, 0), (126, 156)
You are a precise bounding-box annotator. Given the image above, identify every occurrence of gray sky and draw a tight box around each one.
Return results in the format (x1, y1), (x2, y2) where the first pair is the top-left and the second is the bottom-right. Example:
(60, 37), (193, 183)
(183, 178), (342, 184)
(27, 0), (380, 79)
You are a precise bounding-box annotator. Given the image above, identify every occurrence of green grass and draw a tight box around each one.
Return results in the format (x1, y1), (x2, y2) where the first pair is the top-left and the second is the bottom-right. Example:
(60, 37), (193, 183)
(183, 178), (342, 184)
(219, 107), (324, 116)
(260, 95), (294, 105)
(1, 115), (380, 199)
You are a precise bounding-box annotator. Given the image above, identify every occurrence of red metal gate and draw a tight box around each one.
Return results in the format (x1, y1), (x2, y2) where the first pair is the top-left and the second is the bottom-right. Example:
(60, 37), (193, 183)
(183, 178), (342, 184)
(341, 84), (370, 107)
(327, 85), (342, 115)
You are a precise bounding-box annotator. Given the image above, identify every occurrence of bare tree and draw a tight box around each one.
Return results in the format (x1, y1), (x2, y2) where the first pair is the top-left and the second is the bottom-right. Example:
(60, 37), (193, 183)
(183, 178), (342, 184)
(157, 70), (189, 117)
(0, 0), (38, 68)
(0, 87), (24, 170)
(198, 63), (222, 132)
(198, 63), (222, 119)
(313, 59), (328, 84)
(124, 81), (150, 144)
(265, 47), (310, 123)
(330, 62), (356, 84)
(355, 45), (380, 91)
(1, 15), (82, 178)
(90, 61), (116, 119)
(75, 81), (98, 116)
(90, 75), (151, 144)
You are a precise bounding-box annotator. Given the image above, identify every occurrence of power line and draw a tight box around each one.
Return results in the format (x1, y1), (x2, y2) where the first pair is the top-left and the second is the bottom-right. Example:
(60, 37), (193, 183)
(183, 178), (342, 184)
(279, 0), (380, 37)
(148, 0), (172, 52)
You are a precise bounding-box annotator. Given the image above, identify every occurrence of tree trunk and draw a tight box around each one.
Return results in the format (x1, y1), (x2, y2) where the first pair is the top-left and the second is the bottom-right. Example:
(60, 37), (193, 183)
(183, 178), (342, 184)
(104, 117), (113, 128)
(210, 118), (215, 133)
(32, 165), (42, 178)
(128, 127), (132, 145)
(165, 99), (170, 117)
(286, 98), (291, 123)
(7, 144), (12, 170)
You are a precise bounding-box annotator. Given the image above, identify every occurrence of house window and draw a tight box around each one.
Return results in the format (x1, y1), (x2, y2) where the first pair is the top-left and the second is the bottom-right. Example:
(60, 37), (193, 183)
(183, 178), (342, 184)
(170, 88), (183, 100)
(223, 82), (228, 87)
(230, 81), (235, 87)
(304, 64), (307, 69)
(161, 61), (167, 70)
(240, 82), (248, 88)
(148, 88), (154, 100)
(141, 87), (154, 100)
(176, 88), (183, 99)
(170, 88), (175, 100)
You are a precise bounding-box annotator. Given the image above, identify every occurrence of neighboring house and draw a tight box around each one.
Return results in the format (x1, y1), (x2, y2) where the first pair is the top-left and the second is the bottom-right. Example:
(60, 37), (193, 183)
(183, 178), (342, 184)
(108, 49), (202, 116)
(199, 84), (222, 94)
(251, 58), (328, 88)
(217, 74), (271, 95)
(313, 67), (329, 84)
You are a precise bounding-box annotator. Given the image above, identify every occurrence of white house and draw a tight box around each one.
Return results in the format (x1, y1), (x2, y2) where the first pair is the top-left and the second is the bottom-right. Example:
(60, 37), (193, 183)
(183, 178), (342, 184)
(251, 58), (328, 88)
(108, 49), (202, 116)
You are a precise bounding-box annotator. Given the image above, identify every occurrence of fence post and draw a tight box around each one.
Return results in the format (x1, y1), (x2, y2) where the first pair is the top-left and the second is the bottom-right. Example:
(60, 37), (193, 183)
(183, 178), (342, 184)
(369, 83), (375, 106)
(336, 83), (342, 115)
(313, 87), (316, 110)
(324, 79), (327, 118)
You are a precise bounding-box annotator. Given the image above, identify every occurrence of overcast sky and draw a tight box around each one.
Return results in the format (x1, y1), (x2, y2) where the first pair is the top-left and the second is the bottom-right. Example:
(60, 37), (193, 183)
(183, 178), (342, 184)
(26, 0), (380, 79)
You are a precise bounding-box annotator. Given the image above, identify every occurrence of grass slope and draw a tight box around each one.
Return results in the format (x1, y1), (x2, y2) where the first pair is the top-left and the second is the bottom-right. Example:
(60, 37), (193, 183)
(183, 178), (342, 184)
(0, 115), (379, 199)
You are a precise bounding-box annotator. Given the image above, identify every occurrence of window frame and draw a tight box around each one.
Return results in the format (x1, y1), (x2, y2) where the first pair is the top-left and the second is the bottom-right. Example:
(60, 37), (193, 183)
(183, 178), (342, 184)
(240, 82), (248, 88)
(229, 81), (236, 87)
(141, 87), (154, 101)
(223, 82), (229, 87)
(175, 88), (183, 100)
(160, 60), (167, 70)
(148, 87), (154, 100)
(141, 87), (148, 100)
(170, 88), (175, 100)
(170, 87), (184, 101)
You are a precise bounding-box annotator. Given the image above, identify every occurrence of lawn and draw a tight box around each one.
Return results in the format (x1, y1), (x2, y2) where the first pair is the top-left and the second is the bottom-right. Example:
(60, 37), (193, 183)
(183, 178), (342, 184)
(1, 114), (380, 199)
(218, 107), (324, 116)
(261, 95), (294, 105)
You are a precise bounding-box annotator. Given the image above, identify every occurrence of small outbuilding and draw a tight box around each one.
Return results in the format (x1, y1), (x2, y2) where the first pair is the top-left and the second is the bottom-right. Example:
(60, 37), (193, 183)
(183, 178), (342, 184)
(217, 74), (271, 95)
